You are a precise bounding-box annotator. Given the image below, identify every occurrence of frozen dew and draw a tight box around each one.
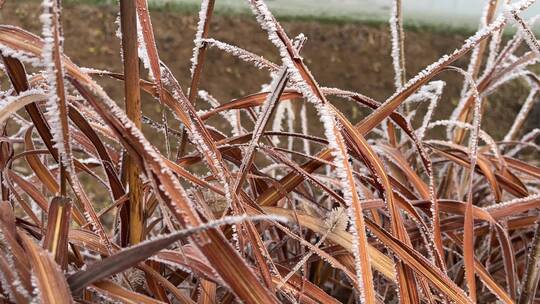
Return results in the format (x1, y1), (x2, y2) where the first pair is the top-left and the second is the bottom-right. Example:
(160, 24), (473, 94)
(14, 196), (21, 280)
(504, 86), (539, 141)
(271, 99), (294, 146)
(190, 0), (211, 78)
(202, 38), (278, 71)
(389, 0), (405, 89)
(136, 14), (153, 80)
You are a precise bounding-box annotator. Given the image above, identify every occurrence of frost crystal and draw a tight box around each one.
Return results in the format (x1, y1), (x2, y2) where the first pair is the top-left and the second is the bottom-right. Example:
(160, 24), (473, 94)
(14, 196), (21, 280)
(389, 0), (405, 89)
(190, 0), (210, 78)
(202, 38), (278, 71)
(504, 87), (539, 141)
(39, 0), (74, 173)
(271, 99), (294, 146)
(405, 80), (445, 140)
(300, 102), (310, 155)
(136, 15), (153, 79)
(508, 10), (540, 59)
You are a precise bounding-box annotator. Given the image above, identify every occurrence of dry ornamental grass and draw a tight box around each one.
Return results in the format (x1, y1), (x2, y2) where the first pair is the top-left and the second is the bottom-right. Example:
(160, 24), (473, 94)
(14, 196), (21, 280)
(0, 0), (539, 303)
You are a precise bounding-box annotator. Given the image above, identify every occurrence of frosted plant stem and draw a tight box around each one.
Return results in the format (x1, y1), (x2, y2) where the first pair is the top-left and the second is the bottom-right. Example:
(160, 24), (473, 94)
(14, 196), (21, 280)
(300, 101), (310, 155)
(388, 0), (407, 146)
(68, 213), (288, 294)
(177, 0), (215, 158)
(507, 128), (540, 157)
(40, 0), (73, 196)
(460, 0), (498, 97)
(509, 10), (540, 58)
(464, 73), (482, 303)
(119, 0), (143, 245)
(202, 38), (279, 71)
(276, 207), (346, 290)
(233, 67), (288, 194)
(504, 87), (538, 141)
(390, 0), (406, 90)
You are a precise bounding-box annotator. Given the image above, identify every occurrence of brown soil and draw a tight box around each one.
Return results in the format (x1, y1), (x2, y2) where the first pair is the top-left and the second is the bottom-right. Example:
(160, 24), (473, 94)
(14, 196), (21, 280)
(1, 1), (538, 143)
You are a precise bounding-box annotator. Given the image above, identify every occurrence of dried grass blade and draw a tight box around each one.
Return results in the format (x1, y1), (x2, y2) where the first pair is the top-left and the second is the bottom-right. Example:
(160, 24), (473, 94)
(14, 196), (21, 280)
(233, 67), (288, 194)
(23, 127), (59, 194)
(334, 108), (422, 302)
(43, 196), (72, 270)
(446, 232), (514, 304)
(202, 38), (279, 71)
(41, 0), (72, 195)
(0, 253), (29, 303)
(0, 92), (47, 125)
(68, 105), (125, 199)
(176, 0), (215, 157)
(0, 203), (32, 294)
(19, 232), (73, 303)
(137, 263), (196, 304)
(1, 55), (56, 158)
(68, 214), (282, 296)
(8, 169), (49, 211)
(91, 280), (166, 304)
(261, 206), (395, 280)
(198, 279), (217, 304)
(135, 0), (162, 96)
(188, 0), (215, 102)
(364, 218), (472, 304)
(135, 0), (172, 162)
(390, 0), (406, 89)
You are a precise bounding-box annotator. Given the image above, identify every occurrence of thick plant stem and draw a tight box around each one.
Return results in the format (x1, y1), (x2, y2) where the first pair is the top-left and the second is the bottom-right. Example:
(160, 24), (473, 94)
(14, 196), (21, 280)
(120, 0), (143, 245)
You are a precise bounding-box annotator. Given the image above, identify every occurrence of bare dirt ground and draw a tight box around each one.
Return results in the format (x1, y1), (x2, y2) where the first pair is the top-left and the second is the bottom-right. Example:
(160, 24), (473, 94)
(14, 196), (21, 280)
(2, 0), (538, 141)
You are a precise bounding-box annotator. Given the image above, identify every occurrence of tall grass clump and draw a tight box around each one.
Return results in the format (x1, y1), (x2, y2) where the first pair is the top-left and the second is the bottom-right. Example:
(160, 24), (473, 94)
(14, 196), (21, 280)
(0, 0), (539, 303)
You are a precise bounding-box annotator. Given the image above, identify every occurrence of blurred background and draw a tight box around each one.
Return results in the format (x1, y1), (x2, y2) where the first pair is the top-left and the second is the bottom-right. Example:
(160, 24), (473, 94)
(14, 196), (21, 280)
(92, 0), (540, 29)
(2, 0), (539, 146)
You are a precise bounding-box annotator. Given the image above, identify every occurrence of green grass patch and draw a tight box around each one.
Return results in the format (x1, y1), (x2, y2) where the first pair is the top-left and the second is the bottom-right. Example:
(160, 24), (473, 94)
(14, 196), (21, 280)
(56, 0), (482, 36)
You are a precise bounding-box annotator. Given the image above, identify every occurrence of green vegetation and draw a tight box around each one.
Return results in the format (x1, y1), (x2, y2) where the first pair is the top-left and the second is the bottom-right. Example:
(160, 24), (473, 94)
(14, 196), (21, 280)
(58, 0), (482, 34)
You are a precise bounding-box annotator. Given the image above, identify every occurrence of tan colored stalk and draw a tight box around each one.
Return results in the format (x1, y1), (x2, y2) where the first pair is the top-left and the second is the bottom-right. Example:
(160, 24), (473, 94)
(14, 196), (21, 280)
(120, 0), (143, 245)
